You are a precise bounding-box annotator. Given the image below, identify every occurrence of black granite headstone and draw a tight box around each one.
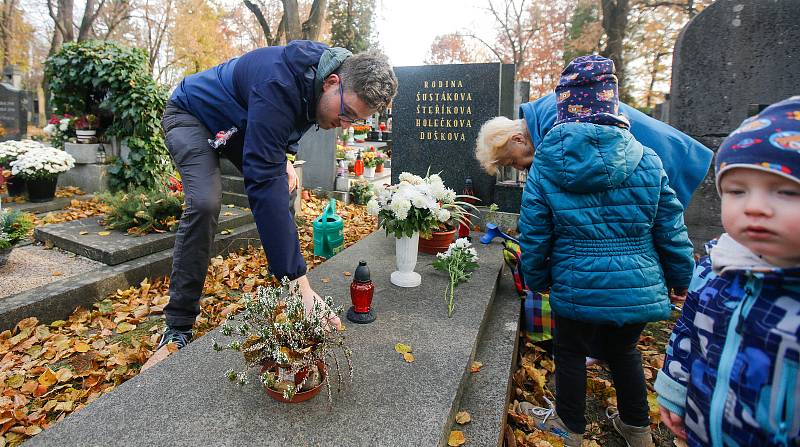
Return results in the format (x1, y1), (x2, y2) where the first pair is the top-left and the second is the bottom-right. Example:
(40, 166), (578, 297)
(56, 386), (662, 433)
(668, 0), (800, 250)
(0, 83), (26, 142)
(392, 63), (515, 204)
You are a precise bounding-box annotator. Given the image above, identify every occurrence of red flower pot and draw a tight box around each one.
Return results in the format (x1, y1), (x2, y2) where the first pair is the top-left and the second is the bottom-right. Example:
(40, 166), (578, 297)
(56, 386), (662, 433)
(418, 226), (456, 255)
(260, 359), (326, 404)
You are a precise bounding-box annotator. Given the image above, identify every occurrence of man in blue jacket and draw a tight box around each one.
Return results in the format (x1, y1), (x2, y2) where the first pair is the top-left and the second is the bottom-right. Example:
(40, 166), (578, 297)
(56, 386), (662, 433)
(159, 41), (398, 348)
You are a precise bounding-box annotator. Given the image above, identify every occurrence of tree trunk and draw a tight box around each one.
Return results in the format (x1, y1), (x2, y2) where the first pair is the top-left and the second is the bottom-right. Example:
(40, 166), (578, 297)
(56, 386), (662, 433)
(243, 0), (273, 44)
(0, 0), (17, 74)
(60, 0), (75, 42)
(301, 0), (326, 41)
(600, 0), (630, 100)
(281, 0), (301, 41)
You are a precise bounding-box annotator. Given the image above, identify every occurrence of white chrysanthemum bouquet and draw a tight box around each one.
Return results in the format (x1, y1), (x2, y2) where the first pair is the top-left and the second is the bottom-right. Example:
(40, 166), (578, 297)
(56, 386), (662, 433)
(433, 238), (479, 316)
(10, 145), (75, 180)
(366, 171), (475, 239)
(0, 140), (49, 168)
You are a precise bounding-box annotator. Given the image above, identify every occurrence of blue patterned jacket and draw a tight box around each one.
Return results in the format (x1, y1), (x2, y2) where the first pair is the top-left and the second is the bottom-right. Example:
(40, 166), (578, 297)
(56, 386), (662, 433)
(655, 235), (800, 446)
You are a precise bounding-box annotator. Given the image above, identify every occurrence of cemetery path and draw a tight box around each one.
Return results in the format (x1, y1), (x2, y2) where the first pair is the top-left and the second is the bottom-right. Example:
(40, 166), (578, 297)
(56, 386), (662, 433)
(506, 316), (680, 447)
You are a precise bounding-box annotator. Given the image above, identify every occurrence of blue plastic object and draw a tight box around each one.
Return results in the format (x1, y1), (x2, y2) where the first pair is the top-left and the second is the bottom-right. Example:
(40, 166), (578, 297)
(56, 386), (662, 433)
(480, 223), (519, 245)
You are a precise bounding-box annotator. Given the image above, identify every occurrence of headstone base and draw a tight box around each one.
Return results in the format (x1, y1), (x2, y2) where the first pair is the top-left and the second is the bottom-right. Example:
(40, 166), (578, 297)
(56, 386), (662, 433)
(64, 142), (99, 164)
(58, 164), (109, 193)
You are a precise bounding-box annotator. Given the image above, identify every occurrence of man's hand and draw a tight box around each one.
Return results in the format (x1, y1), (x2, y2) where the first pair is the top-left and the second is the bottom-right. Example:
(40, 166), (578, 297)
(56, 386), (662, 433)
(292, 275), (342, 330)
(659, 406), (687, 440)
(286, 159), (299, 193)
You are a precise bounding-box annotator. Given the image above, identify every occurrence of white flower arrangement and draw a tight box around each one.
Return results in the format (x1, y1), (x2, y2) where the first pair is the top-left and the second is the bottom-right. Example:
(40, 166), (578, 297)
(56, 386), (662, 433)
(366, 171), (472, 239)
(0, 139), (50, 168)
(10, 146), (75, 180)
(433, 238), (479, 316)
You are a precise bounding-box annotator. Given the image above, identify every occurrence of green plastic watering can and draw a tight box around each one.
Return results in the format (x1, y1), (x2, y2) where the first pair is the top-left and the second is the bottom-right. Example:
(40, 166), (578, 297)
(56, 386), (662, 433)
(313, 198), (344, 259)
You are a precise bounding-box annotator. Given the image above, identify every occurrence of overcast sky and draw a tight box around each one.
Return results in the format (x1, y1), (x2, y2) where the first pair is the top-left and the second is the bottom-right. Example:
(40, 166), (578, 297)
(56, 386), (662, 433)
(375, 0), (498, 67)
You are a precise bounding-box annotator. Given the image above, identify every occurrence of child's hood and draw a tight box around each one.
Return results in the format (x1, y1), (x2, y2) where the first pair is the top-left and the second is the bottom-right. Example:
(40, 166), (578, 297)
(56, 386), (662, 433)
(710, 233), (800, 277)
(534, 122), (643, 194)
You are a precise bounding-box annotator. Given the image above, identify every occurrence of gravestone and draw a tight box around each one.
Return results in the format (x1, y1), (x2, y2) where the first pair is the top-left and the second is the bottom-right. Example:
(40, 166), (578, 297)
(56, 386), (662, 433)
(296, 127), (337, 191)
(668, 0), (800, 247)
(392, 63), (515, 205)
(0, 83), (26, 142)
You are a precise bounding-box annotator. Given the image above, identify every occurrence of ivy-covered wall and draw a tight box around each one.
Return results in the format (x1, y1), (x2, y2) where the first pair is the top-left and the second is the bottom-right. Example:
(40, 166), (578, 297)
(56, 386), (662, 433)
(45, 40), (172, 191)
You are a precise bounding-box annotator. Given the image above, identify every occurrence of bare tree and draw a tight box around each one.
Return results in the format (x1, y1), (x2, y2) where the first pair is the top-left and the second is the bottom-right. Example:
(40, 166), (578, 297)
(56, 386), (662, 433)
(600, 0), (630, 100)
(46, 0), (108, 53)
(243, 0), (327, 46)
(0, 0), (18, 71)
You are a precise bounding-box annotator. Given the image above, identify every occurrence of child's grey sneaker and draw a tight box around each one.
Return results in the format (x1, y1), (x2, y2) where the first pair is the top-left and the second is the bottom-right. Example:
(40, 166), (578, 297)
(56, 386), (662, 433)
(157, 327), (193, 350)
(606, 407), (655, 447)
(517, 398), (584, 447)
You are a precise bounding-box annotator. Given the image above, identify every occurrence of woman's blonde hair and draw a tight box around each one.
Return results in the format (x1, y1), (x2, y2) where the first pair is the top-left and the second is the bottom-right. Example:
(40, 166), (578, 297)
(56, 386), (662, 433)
(474, 117), (527, 175)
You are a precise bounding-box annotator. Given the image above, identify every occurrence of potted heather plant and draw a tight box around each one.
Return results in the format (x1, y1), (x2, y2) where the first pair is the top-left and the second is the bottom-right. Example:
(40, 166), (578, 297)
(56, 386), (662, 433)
(10, 145), (75, 202)
(0, 210), (34, 266)
(214, 279), (352, 404)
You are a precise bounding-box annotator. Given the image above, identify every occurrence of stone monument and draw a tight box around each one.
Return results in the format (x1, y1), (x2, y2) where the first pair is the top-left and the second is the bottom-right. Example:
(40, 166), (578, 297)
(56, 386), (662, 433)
(0, 83), (26, 142)
(668, 0), (800, 246)
(392, 63), (515, 206)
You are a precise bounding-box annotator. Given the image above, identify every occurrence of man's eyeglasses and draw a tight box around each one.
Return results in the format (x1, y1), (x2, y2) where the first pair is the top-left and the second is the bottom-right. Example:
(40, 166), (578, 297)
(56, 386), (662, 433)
(338, 81), (359, 124)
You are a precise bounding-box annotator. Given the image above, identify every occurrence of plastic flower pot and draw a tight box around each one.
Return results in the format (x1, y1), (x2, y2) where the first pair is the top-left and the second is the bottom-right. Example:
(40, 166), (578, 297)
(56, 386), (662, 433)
(26, 176), (58, 202)
(5, 176), (25, 197)
(418, 226), (457, 255)
(260, 359), (327, 404)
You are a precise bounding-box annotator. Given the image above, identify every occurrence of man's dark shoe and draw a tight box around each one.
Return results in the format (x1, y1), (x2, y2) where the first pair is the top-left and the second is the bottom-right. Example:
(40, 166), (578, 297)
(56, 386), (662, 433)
(157, 327), (193, 350)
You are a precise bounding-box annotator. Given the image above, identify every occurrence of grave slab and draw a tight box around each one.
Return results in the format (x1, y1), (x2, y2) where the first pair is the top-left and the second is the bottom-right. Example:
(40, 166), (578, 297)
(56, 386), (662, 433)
(28, 231), (504, 446)
(0, 223), (261, 331)
(34, 207), (253, 265)
(2, 195), (91, 214)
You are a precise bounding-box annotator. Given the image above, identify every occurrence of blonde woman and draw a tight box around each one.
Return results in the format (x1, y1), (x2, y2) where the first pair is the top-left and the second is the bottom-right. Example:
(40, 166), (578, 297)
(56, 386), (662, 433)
(475, 93), (713, 208)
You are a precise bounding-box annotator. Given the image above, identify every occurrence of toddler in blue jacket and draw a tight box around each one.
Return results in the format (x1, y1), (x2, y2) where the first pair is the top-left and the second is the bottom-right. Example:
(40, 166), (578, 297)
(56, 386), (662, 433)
(655, 96), (800, 446)
(517, 55), (695, 447)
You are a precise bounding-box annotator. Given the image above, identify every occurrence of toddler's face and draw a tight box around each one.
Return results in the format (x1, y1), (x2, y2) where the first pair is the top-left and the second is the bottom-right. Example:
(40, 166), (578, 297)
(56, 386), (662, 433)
(720, 168), (800, 268)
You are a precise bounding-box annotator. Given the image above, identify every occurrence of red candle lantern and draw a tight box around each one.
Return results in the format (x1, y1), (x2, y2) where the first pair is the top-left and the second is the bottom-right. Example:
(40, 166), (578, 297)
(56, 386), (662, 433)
(458, 177), (477, 239)
(354, 152), (364, 177)
(347, 260), (376, 324)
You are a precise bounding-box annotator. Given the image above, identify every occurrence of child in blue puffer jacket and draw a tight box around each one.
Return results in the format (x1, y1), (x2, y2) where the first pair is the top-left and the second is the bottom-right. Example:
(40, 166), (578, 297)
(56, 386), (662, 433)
(655, 96), (800, 446)
(516, 55), (695, 447)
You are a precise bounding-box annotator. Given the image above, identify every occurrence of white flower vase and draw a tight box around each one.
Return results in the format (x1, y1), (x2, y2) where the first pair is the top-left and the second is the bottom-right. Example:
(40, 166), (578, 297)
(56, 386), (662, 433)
(363, 166), (375, 178)
(391, 232), (421, 287)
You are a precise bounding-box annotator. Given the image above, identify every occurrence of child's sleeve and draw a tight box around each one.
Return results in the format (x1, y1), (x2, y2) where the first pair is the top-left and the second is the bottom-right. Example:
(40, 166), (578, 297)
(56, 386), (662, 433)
(652, 168), (695, 288)
(518, 170), (553, 293)
(654, 259), (712, 416)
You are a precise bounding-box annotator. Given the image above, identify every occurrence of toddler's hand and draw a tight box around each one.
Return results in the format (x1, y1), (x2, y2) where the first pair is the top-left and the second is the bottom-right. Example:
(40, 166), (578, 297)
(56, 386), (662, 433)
(659, 405), (687, 440)
(669, 287), (688, 304)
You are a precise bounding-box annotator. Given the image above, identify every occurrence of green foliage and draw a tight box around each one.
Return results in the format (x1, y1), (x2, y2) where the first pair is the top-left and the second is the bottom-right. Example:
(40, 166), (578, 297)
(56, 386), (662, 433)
(0, 210), (34, 249)
(349, 179), (373, 205)
(98, 187), (184, 236)
(44, 40), (172, 191)
(328, 0), (376, 53)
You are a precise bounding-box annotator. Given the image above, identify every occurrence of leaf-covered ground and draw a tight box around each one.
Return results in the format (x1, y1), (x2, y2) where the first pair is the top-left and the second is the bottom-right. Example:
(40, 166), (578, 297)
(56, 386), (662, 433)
(505, 313), (682, 447)
(0, 196), (376, 446)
